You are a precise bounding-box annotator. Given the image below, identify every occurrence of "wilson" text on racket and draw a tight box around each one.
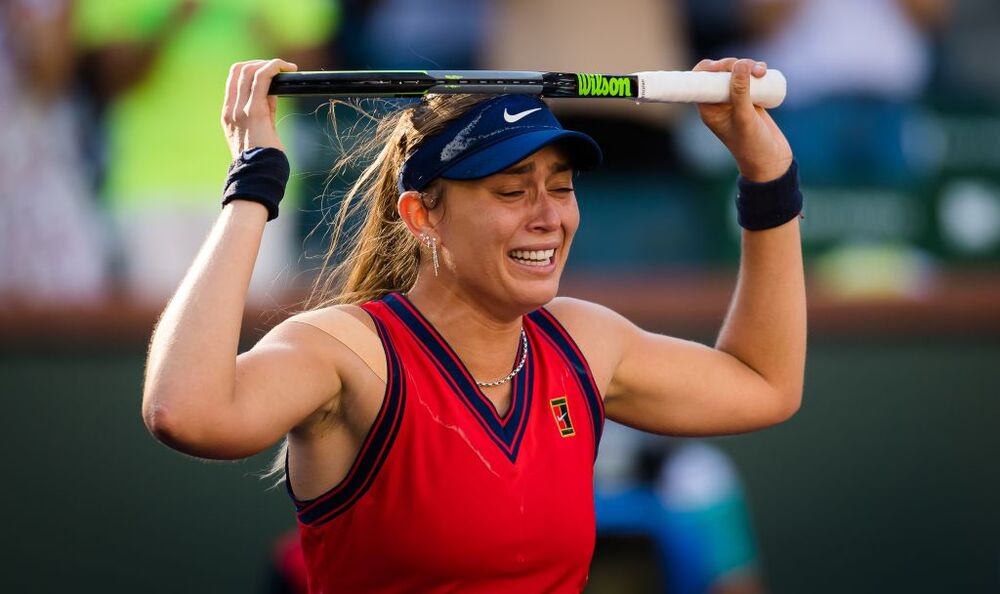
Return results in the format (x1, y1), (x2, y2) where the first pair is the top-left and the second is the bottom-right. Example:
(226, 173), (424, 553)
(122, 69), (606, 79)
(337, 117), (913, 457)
(576, 74), (633, 97)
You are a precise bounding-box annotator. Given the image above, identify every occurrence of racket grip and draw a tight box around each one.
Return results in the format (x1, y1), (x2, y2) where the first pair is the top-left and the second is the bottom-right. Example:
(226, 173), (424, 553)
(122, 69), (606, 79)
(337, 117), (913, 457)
(633, 69), (786, 108)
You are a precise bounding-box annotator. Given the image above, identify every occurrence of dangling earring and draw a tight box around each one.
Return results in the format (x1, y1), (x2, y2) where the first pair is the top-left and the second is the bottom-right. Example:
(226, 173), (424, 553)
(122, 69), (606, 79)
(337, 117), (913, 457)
(421, 233), (440, 277)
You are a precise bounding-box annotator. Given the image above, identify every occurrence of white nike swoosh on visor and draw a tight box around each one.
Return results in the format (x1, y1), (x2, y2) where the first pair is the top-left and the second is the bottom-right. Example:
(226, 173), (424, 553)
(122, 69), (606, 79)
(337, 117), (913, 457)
(503, 107), (542, 123)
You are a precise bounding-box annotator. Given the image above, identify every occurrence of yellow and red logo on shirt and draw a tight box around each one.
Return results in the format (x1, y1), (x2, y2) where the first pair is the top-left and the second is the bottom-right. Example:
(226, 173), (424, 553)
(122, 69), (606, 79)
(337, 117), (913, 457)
(549, 396), (575, 437)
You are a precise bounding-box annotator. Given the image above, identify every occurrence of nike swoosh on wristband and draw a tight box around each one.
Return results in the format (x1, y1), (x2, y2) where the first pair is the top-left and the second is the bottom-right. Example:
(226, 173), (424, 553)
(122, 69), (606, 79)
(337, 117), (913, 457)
(503, 107), (542, 123)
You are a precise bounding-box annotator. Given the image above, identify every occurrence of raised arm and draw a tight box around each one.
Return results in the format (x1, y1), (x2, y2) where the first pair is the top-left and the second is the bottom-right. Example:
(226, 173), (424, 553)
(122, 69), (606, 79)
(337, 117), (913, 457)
(142, 59), (340, 459)
(554, 58), (805, 436)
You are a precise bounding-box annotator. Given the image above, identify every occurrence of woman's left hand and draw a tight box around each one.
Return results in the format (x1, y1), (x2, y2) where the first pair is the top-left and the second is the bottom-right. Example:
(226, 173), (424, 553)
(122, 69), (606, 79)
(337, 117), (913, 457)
(694, 57), (793, 182)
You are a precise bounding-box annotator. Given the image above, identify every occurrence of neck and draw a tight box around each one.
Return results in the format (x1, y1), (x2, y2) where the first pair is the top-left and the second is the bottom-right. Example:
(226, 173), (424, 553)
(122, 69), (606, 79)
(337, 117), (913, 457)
(406, 277), (523, 340)
(405, 275), (525, 382)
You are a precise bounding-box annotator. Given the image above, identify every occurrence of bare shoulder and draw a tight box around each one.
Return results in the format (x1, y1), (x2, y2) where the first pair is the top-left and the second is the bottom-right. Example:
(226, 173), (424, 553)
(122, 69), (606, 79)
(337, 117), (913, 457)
(286, 303), (378, 342)
(280, 304), (386, 383)
(544, 296), (629, 328)
(541, 297), (636, 395)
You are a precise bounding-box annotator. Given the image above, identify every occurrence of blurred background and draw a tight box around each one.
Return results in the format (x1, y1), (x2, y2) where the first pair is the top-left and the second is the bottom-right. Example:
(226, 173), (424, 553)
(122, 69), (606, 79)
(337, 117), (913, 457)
(1, 0), (998, 592)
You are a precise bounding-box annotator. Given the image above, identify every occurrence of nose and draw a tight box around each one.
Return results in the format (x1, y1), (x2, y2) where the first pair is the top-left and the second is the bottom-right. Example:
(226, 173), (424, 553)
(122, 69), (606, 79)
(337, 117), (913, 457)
(528, 191), (561, 232)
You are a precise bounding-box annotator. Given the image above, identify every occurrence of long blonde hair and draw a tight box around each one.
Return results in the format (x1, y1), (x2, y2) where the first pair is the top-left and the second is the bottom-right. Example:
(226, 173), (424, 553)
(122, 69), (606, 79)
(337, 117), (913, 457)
(265, 94), (488, 483)
(306, 93), (489, 309)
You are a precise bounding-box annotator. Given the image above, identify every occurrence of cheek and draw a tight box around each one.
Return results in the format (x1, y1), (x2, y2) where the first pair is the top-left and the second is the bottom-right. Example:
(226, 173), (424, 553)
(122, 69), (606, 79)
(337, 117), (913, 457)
(562, 200), (581, 238)
(442, 214), (512, 263)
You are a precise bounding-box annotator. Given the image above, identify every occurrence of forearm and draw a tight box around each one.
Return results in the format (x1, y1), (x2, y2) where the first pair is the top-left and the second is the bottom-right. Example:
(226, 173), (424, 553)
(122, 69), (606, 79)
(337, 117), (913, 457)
(716, 218), (806, 406)
(143, 201), (269, 435)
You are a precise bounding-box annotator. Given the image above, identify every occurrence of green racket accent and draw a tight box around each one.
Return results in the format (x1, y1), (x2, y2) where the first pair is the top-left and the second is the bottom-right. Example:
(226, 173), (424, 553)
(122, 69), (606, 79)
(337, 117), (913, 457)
(575, 74), (634, 98)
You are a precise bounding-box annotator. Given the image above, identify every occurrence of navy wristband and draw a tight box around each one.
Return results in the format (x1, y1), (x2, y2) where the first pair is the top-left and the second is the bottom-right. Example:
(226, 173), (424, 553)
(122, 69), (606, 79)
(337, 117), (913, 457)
(222, 147), (290, 221)
(735, 160), (803, 231)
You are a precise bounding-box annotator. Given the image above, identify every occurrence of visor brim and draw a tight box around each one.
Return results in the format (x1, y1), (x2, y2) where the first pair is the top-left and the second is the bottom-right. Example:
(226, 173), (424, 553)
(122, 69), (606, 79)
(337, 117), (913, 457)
(438, 130), (602, 181)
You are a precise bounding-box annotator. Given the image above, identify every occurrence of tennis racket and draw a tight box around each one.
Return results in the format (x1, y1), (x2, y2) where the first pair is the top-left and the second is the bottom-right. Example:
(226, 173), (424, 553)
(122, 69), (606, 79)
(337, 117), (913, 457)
(268, 69), (786, 108)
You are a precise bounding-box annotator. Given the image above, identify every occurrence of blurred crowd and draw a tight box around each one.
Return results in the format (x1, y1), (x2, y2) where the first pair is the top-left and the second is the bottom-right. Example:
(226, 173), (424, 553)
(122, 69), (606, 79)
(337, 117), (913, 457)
(3, 0), (999, 310)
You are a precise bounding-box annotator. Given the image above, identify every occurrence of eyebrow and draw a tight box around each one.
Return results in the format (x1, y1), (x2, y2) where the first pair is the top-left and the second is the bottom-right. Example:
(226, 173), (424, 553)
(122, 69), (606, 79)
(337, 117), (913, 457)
(498, 160), (573, 176)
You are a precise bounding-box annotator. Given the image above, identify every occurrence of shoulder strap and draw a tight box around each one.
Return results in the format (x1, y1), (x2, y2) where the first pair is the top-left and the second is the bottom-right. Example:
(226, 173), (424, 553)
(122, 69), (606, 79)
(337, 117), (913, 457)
(527, 307), (606, 457)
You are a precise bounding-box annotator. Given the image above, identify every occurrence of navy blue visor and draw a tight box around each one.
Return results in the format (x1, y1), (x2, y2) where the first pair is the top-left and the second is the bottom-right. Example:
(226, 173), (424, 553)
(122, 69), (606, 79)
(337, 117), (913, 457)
(398, 95), (602, 192)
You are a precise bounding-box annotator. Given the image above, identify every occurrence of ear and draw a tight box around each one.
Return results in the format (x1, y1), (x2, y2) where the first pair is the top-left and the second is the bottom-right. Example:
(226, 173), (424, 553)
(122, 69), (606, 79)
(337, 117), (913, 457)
(397, 190), (433, 239)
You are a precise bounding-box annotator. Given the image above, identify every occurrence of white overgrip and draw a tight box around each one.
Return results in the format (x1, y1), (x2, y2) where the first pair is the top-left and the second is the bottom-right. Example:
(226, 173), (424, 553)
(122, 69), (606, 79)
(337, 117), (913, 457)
(633, 70), (786, 108)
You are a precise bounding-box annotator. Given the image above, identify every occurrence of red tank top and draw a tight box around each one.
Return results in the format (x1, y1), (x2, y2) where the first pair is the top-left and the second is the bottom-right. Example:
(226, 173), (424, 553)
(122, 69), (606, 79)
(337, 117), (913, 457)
(287, 292), (605, 593)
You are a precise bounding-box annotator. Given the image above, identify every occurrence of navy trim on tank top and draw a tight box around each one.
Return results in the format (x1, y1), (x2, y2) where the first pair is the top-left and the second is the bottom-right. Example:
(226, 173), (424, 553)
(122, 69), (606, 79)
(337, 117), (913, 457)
(383, 292), (533, 463)
(288, 311), (407, 527)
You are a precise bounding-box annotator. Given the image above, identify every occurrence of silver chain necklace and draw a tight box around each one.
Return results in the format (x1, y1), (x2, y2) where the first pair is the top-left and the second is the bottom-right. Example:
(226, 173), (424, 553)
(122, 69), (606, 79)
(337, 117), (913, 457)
(475, 328), (529, 388)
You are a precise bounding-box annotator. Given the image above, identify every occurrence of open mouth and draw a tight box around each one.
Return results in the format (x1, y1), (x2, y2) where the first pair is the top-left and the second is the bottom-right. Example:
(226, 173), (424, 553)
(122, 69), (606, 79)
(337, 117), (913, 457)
(508, 248), (555, 267)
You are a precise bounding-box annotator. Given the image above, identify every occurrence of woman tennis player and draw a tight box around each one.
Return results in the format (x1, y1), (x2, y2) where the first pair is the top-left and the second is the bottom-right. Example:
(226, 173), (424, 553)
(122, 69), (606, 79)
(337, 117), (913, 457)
(142, 56), (804, 592)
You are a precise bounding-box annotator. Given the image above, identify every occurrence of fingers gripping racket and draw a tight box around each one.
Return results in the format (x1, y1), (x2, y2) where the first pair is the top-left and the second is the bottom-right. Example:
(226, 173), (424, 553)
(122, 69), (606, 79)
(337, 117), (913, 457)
(268, 70), (786, 108)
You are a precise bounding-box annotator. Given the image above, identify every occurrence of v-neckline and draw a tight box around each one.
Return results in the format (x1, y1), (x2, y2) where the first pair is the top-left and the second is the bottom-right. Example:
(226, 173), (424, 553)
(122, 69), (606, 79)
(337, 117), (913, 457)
(384, 292), (534, 462)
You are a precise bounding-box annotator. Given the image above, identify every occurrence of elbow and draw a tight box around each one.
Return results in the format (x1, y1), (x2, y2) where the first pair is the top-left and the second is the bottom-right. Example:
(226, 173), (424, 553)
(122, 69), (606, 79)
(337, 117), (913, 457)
(142, 397), (196, 453)
(142, 369), (185, 444)
(770, 386), (803, 424)
(141, 388), (212, 456)
(142, 372), (228, 456)
(142, 377), (183, 443)
(141, 390), (262, 460)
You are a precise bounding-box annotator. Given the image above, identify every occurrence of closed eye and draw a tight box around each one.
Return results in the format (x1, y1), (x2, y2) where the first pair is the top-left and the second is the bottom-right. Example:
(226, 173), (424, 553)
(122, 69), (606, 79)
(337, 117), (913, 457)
(494, 187), (573, 198)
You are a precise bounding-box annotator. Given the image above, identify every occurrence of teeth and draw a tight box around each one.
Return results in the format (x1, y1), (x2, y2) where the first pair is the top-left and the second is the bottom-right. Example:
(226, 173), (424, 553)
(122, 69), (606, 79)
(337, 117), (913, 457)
(512, 258), (549, 267)
(509, 248), (555, 261)
(509, 248), (555, 268)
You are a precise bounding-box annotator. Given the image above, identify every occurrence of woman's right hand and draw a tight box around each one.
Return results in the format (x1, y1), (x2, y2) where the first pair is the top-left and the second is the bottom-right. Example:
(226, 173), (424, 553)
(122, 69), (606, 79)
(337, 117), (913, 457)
(221, 59), (298, 159)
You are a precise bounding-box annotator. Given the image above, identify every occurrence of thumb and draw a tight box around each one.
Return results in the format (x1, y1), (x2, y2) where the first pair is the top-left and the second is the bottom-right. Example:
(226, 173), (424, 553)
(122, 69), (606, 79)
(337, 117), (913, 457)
(729, 59), (756, 123)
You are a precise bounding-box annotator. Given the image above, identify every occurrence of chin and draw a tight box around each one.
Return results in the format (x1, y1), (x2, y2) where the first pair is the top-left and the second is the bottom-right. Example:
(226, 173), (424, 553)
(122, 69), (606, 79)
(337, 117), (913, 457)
(507, 277), (561, 312)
